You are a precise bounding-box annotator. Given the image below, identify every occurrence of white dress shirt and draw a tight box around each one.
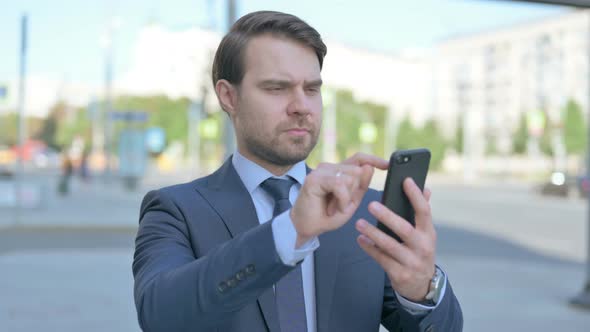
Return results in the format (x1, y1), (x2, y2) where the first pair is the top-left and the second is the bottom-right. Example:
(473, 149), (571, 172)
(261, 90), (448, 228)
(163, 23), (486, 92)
(231, 151), (445, 331)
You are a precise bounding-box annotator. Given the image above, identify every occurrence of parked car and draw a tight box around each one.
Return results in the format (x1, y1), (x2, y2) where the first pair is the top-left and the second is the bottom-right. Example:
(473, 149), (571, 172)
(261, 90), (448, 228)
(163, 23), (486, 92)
(575, 174), (590, 197)
(540, 171), (588, 198)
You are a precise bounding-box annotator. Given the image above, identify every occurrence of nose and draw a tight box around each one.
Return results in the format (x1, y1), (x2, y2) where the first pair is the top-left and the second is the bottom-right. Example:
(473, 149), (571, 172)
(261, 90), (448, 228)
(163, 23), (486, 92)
(286, 88), (311, 117)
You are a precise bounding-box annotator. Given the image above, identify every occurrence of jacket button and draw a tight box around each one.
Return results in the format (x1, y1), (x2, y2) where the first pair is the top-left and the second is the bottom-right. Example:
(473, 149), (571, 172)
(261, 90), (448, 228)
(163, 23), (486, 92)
(425, 325), (435, 332)
(217, 281), (228, 293)
(227, 277), (238, 288)
(236, 271), (246, 281)
(245, 264), (256, 275)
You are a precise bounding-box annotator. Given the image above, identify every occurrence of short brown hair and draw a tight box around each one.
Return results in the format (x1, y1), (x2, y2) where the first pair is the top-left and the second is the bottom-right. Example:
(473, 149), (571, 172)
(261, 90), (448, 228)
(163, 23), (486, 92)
(212, 11), (327, 86)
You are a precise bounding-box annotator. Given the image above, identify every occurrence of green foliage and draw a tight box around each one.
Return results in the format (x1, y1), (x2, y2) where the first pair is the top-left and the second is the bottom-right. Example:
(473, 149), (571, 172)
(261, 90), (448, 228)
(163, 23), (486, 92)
(0, 112), (47, 147)
(0, 113), (18, 146)
(395, 115), (420, 150)
(485, 137), (498, 156)
(333, 90), (387, 160)
(539, 123), (553, 156)
(35, 101), (68, 149)
(55, 106), (91, 149)
(454, 115), (463, 154)
(395, 115), (447, 170)
(114, 95), (191, 145)
(512, 113), (528, 154)
(420, 120), (447, 169)
(563, 99), (587, 155)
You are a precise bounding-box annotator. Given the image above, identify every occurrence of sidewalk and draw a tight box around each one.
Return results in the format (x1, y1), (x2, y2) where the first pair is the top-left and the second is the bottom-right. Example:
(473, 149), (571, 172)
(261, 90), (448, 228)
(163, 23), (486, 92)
(0, 170), (588, 331)
(0, 225), (588, 332)
(0, 174), (169, 230)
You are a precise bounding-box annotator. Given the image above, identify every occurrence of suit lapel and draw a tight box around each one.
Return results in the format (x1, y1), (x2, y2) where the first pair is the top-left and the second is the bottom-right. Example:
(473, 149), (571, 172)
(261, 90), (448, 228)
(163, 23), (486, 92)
(195, 158), (280, 332)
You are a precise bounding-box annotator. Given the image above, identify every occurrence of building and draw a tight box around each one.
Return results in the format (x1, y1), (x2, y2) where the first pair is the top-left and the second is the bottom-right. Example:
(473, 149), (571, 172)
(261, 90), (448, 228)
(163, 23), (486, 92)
(434, 9), (590, 159)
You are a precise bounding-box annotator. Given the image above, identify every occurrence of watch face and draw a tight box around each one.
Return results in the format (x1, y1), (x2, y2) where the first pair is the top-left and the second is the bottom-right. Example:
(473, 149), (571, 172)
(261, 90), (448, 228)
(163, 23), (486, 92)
(426, 268), (444, 304)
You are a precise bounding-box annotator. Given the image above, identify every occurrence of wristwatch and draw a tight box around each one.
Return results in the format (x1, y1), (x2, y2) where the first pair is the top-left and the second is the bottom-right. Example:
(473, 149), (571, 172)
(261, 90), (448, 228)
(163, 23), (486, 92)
(423, 267), (444, 306)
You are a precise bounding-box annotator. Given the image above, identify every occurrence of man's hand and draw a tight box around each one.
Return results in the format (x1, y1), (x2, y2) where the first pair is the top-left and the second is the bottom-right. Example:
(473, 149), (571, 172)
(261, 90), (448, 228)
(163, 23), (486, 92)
(355, 178), (436, 302)
(290, 153), (388, 246)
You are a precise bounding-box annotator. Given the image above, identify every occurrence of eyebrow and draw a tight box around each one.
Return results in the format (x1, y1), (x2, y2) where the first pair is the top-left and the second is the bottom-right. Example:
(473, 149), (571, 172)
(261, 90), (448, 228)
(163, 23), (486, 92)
(257, 79), (323, 88)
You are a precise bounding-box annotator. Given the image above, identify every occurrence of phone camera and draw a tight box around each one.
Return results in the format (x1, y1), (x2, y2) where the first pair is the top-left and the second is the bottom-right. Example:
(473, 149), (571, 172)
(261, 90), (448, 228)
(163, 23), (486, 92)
(396, 155), (411, 164)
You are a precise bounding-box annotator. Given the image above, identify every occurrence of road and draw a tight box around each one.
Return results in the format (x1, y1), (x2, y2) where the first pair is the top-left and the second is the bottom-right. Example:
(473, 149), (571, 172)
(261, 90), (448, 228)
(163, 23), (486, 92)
(0, 171), (588, 331)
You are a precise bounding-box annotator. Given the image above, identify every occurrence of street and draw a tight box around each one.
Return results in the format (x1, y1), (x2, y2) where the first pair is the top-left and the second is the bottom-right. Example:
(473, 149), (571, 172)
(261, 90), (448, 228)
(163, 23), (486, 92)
(0, 171), (588, 331)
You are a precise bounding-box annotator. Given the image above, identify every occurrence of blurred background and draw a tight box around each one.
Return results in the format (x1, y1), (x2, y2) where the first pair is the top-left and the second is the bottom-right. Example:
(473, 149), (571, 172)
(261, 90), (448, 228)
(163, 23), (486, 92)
(1, 0), (590, 331)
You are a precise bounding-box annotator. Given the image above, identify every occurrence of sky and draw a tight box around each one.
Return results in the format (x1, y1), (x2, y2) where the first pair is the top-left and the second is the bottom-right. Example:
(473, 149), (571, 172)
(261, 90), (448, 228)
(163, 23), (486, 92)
(0, 0), (568, 93)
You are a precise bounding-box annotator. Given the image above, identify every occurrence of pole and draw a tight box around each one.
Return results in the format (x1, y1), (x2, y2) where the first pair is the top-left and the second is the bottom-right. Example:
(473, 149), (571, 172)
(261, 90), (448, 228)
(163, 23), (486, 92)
(222, 0), (237, 160)
(188, 91), (204, 177)
(570, 9), (590, 309)
(15, 14), (28, 225)
(102, 21), (115, 181)
(322, 91), (337, 163)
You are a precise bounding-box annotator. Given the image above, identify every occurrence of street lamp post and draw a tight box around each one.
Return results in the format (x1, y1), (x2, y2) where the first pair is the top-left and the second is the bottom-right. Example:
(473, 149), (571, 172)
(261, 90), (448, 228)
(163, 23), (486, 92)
(100, 19), (120, 181)
(15, 14), (28, 225)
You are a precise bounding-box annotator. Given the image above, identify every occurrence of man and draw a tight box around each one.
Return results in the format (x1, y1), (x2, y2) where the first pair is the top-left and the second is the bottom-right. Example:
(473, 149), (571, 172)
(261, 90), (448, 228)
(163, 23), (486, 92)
(133, 10), (462, 332)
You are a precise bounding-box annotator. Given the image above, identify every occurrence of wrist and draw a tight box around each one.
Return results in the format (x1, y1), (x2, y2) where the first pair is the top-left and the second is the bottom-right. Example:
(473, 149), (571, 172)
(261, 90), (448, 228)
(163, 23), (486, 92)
(422, 266), (444, 305)
(290, 209), (317, 247)
(295, 234), (313, 248)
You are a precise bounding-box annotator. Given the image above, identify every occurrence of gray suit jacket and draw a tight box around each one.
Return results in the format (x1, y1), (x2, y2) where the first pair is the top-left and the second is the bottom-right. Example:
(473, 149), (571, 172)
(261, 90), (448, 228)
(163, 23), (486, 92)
(132, 158), (463, 331)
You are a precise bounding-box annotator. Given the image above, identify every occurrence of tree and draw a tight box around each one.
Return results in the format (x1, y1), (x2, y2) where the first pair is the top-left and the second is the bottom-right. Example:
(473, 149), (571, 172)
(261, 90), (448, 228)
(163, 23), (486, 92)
(454, 114), (463, 154)
(0, 113), (18, 146)
(539, 111), (553, 156)
(54, 106), (91, 150)
(563, 99), (587, 155)
(331, 90), (387, 161)
(395, 115), (419, 150)
(418, 120), (447, 170)
(512, 113), (528, 154)
(114, 95), (191, 146)
(35, 101), (67, 149)
(395, 115), (447, 170)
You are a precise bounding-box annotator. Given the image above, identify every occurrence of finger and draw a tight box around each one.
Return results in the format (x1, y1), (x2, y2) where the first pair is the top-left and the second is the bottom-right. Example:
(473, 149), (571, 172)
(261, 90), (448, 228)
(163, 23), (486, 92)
(351, 165), (374, 204)
(355, 218), (413, 265)
(357, 234), (405, 274)
(322, 178), (353, 215)
(343, 153), (389, 170)
(403, 178), (433, 232)
(339, 171), (361, 194)
(317, 162), (361, 175)
(424, 187), (432, 203)
(366, 201), (417, 246)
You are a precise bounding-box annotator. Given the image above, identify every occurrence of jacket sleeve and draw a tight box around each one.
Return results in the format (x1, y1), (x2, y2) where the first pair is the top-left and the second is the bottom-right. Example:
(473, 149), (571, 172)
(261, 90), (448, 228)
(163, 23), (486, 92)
(132, 189), (294, 331)
(381, 274), (463, 332)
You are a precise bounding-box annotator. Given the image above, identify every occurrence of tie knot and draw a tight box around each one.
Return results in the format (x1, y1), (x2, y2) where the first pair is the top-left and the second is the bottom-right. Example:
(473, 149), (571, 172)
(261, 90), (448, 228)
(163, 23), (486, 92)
(260, 177), (295, 202)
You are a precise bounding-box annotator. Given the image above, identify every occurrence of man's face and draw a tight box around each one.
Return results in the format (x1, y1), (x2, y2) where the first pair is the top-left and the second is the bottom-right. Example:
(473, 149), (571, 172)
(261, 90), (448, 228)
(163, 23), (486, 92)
(232, 34), (323, 168)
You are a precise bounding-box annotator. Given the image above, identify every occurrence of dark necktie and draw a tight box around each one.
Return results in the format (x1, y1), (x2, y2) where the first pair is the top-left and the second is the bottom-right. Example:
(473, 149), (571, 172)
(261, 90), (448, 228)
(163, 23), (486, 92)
(260, 177), (308, 332)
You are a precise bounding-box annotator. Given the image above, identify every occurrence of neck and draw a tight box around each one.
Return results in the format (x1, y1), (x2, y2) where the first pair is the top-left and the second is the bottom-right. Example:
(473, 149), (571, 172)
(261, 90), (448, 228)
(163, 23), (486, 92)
(237, 148), (296, 176)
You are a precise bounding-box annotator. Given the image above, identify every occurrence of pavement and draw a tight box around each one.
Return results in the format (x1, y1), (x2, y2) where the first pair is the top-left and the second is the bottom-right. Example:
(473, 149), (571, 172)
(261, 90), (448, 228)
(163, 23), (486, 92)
(0, 169), (588, 331)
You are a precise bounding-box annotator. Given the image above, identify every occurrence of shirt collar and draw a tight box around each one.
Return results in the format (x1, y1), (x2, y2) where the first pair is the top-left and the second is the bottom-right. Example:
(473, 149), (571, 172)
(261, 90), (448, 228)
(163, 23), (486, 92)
(232, 150), (307, 194)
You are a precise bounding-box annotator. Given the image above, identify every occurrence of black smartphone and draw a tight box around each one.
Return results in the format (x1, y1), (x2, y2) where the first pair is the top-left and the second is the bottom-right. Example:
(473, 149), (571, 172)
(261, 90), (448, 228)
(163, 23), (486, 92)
(377, 148), (431, 242)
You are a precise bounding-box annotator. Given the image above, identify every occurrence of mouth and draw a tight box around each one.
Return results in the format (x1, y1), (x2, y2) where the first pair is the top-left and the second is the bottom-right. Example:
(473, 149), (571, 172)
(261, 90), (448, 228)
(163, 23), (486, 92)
(285, 128), (310, 137)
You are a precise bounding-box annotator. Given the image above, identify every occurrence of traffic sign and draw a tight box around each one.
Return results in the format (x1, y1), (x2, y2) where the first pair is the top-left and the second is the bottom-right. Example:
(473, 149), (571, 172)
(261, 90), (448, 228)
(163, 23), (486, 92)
(145, 127), (166, 154)
(109, 110), (149, 122)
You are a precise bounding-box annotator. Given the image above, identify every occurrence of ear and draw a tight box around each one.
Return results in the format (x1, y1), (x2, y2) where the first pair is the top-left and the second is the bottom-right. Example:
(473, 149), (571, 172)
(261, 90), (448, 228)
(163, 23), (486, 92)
(215, 79), (238, 117)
